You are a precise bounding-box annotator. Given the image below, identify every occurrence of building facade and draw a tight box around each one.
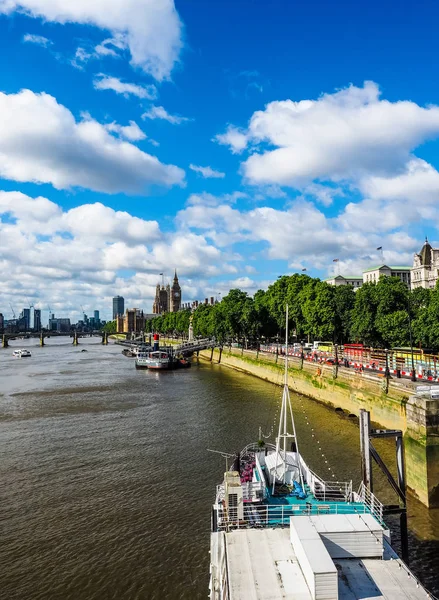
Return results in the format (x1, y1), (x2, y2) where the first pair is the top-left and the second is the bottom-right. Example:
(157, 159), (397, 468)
(112, 296), (125, 319)
(33, 309), (41, 332)
(152, 271), (182, 314)
(363, 265), (411, 287)
(0, 313), (3, 332)
(116, 308), (146, 333)
(325, 275), (363, 288)
(411, 239), (439, 290)
(49, 317), (71, 332)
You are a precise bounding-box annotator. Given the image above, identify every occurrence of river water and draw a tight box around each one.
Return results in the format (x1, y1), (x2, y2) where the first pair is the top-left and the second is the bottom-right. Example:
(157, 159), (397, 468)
(0, 338), (438, 599)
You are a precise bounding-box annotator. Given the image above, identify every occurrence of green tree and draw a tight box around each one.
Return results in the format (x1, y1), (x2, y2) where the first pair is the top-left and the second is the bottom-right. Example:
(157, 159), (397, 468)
(350, 282), (380, 345)
(299, 280), (336, 340)
(374, 277), (409, 347)
(102, 320), (116, 333)
(333, 285), (355, 343)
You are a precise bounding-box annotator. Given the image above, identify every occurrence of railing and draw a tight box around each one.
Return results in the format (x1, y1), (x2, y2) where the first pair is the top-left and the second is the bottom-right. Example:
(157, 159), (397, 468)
(215, 501), (373, 531)
(303, 461), (352, 502)
(354, 482), (384, 525)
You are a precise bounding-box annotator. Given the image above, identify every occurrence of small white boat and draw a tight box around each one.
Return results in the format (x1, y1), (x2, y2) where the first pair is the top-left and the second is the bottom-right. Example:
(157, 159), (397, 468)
(12, 349), (32, 358)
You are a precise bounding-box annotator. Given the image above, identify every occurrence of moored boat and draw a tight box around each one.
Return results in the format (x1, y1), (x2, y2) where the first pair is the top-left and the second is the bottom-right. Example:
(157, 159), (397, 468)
(135, 349), (171, 370)
(12, 349), (32, 358)
(209, 307), (431, 600)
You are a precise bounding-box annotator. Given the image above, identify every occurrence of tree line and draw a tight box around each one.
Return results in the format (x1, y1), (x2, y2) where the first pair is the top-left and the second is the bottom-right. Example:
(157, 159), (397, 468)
(108, 273), (439, 350)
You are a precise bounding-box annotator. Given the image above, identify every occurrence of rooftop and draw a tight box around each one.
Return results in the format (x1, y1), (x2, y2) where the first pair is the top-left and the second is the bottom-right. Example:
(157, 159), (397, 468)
(216, 515), (429, 599)
(324, 275), (362, 281)
(363, 264), (411, 273)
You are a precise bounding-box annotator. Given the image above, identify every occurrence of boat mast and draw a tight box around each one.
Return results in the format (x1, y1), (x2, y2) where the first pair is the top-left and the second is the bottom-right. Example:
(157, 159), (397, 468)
(272, 304), (304, 493)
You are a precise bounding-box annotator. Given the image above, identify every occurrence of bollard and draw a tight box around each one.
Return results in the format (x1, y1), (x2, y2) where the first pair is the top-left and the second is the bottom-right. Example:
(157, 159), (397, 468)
(40, 333), (45, 347)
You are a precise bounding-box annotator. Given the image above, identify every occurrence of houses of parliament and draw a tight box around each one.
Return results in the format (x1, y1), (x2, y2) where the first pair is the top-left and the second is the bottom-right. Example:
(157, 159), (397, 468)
(152, 270), (182, 314)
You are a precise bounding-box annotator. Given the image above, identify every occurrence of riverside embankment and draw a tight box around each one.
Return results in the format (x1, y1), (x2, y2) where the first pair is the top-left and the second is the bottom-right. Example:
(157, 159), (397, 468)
(199, 347), (439, 508)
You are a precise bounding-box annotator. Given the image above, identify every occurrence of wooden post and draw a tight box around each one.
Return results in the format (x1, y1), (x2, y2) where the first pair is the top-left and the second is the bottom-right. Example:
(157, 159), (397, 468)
(218, 347), (222, 364)
(210, 347), (214, 361)
(40, 332), (45, 347)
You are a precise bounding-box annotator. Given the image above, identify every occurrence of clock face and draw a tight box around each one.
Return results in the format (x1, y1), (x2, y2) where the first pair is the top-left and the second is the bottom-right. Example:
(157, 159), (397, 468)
(175, 292), (180, 298)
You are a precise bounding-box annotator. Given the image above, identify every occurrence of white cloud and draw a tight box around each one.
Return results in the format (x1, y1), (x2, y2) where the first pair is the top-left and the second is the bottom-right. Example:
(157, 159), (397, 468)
(93, 74), (157, 99)
(189, 164), (225, 179)
(105, 120), (146, 141)
(214, 125), (247, 154)
(0, 89), (184, 193)
(1, 0), (183, 81)
(71, 46), (92, 68)
(360, 158), (439, 204)
(0, 192), (237, 321)
(94, 34), (127, 57)
(142, 105), (190, 124)
(186, 191), (247, 207)
(23, 33), (52, 46)
(216, 81), (439, 186)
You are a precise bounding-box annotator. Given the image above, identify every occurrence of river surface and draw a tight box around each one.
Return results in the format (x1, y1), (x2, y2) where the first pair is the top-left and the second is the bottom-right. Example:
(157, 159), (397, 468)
(0, 338), (438, 599)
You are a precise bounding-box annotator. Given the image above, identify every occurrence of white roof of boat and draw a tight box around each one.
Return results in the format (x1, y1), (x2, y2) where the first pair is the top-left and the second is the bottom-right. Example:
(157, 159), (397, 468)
(307, 513), (384, 533)
(222, 520), (429, 600)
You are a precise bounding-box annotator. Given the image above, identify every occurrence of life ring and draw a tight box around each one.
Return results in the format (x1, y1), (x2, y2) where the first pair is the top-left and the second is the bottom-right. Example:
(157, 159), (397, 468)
(316, 367), (322, 376)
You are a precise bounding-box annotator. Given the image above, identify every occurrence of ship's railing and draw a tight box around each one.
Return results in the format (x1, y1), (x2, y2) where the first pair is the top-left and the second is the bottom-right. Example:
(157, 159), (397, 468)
(215, 501), (374, 531)
(353, 482), (384, 524)
(304, 463), (352, 502)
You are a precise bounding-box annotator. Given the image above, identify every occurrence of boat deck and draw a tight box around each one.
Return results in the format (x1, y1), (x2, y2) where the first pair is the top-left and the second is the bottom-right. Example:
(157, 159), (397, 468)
(214, 525), (428, 600)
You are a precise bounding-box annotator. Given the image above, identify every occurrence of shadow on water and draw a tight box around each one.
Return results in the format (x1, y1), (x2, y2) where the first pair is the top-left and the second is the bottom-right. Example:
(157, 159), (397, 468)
(0, 341), (438, 599)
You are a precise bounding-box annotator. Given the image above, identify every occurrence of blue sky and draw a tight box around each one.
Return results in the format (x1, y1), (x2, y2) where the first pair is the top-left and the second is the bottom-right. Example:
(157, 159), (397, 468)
(1, 0), (439, 321)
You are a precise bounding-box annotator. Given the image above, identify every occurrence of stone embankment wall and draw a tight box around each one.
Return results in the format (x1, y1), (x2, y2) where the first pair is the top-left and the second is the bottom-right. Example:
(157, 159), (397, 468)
(198, 347), (439, 508)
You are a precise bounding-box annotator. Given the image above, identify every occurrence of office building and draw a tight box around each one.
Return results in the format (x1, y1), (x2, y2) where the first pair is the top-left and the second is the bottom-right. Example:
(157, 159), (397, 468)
(324, 275), (363, 288)
(0, 313), (4, 332)
(113, 296), (125, 319)
(363, 265), (411, 288)
(49, 317), (71, 332)
(33, 309), (41, 332)
(94, 310), (100, 327)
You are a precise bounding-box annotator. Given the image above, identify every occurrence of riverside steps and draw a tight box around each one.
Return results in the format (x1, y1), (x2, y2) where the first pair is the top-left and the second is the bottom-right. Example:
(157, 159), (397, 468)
(199, 346), (439, 508)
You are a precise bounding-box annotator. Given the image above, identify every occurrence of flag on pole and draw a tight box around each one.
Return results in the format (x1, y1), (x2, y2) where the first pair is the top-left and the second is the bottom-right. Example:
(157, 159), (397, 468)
(333, 258), (339, 262)
(376, 247), (382, 251)
(301, 268), (307, 272)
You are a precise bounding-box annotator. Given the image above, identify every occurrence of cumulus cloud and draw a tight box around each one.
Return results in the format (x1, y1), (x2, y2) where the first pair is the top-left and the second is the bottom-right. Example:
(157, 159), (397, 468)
(105, 120), (146, 141)
(214, 125), (247, 154)
(23, 33), (52, 46)
(189, 164), (225, 179)
(93, 74), (157, 99)
(176, 189), (427, 275)
(1, 0), (183, 80)
(142, 105), (191, 124)
(0, 89), (184, 193)
(0, 192), (236, 321)
(216, 81), (439, 186)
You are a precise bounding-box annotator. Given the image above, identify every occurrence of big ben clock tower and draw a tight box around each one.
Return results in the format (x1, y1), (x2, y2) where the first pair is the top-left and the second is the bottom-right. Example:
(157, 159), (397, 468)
(170, 269), (182, 312)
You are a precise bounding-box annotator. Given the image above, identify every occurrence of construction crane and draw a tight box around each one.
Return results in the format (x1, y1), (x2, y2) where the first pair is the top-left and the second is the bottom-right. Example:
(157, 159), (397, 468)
(9, 303), (16, 319)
